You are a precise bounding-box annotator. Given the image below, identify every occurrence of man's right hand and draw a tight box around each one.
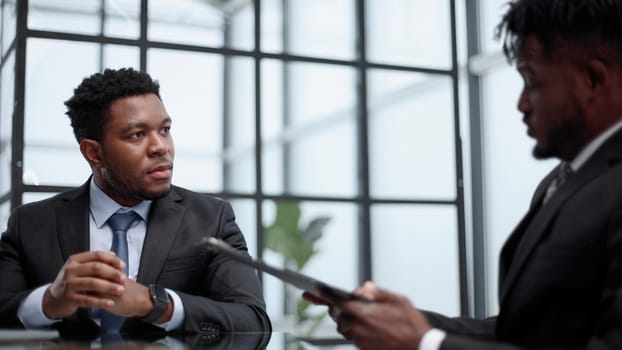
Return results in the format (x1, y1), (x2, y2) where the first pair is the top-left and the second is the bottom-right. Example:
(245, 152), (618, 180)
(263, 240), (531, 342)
(42, 251), (127, 319)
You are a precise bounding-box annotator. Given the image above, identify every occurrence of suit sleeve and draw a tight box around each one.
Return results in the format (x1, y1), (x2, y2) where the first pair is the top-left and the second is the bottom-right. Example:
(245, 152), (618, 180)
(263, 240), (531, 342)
(176, 202), (271, 333)
(435, 204), (622, 350)
(0, 207), (35, 328)
(423, 311), (496, 341)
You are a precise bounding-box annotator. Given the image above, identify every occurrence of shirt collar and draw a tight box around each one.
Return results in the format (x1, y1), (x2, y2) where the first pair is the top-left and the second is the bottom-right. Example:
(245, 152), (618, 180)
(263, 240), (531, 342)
(570, 119), (622, 172)
(89, 178), (152, 228)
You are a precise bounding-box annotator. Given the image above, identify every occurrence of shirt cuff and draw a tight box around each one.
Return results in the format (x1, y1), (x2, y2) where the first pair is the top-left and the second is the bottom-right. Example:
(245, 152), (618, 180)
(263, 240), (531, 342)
(152, 289), (185, 331)
(17, 284), (59, 328)
(419, 328), (447, 350)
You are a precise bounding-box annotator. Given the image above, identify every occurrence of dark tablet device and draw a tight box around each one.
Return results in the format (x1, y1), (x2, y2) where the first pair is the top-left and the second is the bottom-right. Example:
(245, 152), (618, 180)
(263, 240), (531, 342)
(204, 237), (365, 303)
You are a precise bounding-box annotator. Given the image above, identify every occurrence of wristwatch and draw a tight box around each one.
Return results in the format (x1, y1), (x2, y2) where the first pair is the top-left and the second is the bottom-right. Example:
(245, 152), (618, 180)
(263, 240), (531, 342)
(140, 284), (170, 324)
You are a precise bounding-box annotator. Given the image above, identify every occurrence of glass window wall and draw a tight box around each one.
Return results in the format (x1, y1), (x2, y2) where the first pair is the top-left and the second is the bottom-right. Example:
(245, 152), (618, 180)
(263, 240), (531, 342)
(1, 0), (469, 324)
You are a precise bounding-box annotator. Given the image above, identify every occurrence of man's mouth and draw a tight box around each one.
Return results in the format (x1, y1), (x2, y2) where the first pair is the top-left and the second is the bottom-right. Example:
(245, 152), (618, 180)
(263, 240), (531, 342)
(148, 163), (173, 180)
(523, 115), (534, 137)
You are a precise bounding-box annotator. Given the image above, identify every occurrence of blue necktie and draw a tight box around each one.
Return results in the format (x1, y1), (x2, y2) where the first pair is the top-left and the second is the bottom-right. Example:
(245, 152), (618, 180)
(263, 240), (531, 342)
(100, 211), (139, 334)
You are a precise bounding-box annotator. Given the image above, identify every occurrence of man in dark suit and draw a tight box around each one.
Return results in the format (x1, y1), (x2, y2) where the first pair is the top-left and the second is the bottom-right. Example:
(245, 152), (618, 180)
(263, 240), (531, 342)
(0, 68), (271, 339)
(306, 0), (622, 349)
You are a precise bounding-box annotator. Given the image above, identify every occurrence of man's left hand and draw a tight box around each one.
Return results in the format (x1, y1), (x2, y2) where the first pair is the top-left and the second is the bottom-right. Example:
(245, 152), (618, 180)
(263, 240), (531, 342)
(100, 279), (152, 318)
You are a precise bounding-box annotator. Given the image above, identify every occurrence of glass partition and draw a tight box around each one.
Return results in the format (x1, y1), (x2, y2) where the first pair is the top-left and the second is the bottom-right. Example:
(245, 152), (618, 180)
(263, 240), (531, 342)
(368, 69), (456, 200)
(0, 51), (14, 195)
(372, 204), (460, 316)
(149, 0), (253, 51)
(366, 0), (452, 68)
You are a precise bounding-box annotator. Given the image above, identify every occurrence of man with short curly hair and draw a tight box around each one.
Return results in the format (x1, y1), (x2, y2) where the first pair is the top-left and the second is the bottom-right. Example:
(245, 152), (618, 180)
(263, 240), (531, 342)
(0, 68), (271, 340)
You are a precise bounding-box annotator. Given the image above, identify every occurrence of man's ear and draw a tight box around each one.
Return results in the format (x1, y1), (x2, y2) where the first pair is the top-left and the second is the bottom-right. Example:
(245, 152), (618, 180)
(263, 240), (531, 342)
(80, 139), (103, 168)
(585, 58), (609, 100)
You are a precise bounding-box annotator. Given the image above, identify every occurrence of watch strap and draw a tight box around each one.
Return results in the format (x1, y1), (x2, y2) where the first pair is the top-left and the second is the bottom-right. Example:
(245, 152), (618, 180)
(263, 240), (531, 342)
(140, 284), (169, 324)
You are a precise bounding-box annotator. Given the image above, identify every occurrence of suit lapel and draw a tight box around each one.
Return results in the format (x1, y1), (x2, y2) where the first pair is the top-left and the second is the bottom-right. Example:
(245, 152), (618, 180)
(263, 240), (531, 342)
(137, 188), (185, 284)
(497, 167), (553, 297)
(499, 130), (622, 303)
(56, 182), (91, 261)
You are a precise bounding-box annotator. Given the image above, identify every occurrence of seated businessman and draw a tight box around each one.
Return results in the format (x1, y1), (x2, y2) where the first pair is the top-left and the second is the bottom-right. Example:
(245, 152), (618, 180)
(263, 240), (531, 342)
(307, 0), (622, 349)
(0, 68), (271, 338)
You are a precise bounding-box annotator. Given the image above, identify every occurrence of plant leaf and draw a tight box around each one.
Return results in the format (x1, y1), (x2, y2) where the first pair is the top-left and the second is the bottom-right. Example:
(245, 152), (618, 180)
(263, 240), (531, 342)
(272, 202), (301, 234)
(265, 202), (303, 260)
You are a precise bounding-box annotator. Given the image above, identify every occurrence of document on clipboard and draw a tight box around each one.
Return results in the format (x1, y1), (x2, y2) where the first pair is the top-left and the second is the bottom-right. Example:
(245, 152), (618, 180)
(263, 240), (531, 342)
(203, 237), (366, 303)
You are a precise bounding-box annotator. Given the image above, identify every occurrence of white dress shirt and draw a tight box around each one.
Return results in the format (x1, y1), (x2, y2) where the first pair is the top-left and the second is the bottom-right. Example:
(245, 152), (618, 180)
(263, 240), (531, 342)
(17, 179), (185, 331)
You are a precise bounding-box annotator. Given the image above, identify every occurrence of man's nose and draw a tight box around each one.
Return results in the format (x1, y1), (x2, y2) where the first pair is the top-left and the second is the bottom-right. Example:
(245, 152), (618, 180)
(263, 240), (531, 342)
(148, 134), (169, 156)
(517, 89), (531, 113)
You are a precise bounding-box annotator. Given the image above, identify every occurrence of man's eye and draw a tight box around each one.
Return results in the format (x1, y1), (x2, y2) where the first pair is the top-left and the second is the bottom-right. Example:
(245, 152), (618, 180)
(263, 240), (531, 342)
(130, 132), (144, 139)
(523, 80), (536, 91)
(162, 127), (171, 135)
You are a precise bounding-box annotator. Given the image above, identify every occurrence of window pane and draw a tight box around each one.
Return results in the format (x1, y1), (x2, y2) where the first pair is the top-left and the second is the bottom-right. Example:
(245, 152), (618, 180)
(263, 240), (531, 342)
(150, 52), (256, 194)
(102, 44), (139, 70)
(2, 0), (17, 56)
(368, 69), (456, 199)
(366, 0), (451, 68)
(262, 200), (357, 319)
(260, 0), (281, 53)
(372, 204), (460, 316)
(225, 57), (256, 193)
(0, 200), (9, 234)
(1, 52), (14, 195)
(260, 60), (283, 194)
(24, 39), (138, 186)
(25, 38), (95, 186)
(28, 0), (139, 39)
(29, 0), (99, 35)
(103, 0), (140, 39)
(261, 0), (355, 60)
(148, 0), (254, 51)
(261, 61), (357, 196)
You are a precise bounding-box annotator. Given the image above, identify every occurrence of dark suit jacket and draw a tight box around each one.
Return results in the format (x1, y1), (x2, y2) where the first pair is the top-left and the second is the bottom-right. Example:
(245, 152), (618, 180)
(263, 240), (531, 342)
(425, 128), (622, 349)
(0, 182), (271, 338)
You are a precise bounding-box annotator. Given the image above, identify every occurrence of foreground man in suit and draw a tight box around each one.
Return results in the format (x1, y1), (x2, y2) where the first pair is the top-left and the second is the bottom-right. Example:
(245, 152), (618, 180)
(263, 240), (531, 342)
(0, 68), (271, 339)
(306, 0), (622, 349)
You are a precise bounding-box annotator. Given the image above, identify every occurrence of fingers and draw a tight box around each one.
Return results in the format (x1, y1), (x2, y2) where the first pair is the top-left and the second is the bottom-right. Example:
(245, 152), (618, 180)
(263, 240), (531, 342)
(333, 287), (431, 349)
(47, 251), (128, 311)
(65, 290), (117, 309)
(336, 313), (353, 339)
(67, 251), (126, 273)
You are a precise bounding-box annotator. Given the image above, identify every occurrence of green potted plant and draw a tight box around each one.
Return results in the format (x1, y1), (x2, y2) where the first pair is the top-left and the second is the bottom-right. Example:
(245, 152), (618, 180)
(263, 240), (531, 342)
(264, 201), (331, 336)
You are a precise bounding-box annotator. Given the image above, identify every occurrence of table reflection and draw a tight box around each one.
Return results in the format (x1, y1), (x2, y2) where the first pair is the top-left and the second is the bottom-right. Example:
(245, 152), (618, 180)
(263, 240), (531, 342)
(0, 329), (356, 349)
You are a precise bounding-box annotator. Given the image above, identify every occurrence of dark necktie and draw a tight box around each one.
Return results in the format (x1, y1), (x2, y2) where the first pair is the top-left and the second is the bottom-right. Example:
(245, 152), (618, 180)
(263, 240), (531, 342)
(543, 162), (573, 203)
(100, 211), (139, 334)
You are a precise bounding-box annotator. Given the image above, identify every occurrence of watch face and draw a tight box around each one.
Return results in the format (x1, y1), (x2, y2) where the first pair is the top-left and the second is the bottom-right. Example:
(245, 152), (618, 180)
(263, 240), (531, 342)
(152, 284), (169, 303)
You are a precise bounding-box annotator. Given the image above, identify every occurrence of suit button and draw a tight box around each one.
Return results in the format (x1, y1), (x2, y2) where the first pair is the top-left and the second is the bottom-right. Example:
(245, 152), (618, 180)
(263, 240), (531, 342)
(199, 334), (219, 344)
(199, 321), (221, 333)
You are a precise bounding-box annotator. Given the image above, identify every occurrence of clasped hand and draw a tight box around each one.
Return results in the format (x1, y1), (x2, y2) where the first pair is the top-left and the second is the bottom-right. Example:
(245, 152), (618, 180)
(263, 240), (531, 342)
(42, 251), (151, 320)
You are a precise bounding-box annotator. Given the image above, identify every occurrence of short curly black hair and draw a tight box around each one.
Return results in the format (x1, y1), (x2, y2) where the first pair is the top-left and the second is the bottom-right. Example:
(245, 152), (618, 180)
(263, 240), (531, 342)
(496, 0), (622, 62)
(64, 67), (161, 143)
